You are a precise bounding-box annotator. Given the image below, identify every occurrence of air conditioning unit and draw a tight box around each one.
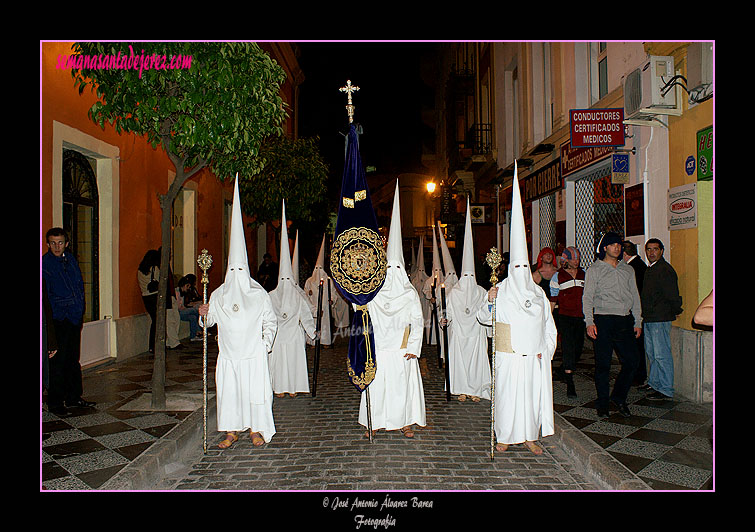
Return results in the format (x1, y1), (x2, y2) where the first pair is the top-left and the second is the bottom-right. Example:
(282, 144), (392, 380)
(623, 55), (680, 124)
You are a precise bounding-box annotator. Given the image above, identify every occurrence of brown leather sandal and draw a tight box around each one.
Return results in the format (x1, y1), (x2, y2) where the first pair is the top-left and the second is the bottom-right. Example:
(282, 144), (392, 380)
(218, 432), (238, 449)
(251, 432), (265, 447)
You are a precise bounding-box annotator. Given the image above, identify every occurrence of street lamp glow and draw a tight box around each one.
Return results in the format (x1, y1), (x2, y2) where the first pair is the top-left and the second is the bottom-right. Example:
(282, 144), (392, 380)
(426, 181), (436, 194)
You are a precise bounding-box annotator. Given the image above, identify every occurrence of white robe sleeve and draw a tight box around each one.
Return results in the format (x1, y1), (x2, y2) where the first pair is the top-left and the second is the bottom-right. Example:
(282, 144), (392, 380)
(199, 291), (219, 328)
(260, 294), (278, 353)
(406, 293), (425, 356)
(299, 296), (317, 339)
(476, 299), (493, 326)
(542, 291), (558, 360)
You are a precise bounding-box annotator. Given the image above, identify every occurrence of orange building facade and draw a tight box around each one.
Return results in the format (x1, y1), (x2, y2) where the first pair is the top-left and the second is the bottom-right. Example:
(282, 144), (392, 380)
(40, 41), (304, 366)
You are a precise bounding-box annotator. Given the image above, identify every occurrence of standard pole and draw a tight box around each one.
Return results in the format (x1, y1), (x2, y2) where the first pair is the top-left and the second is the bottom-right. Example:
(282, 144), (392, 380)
(440, 283), (451, 402)
(313, 279), (324, 398)
(431, 275), (442, 368)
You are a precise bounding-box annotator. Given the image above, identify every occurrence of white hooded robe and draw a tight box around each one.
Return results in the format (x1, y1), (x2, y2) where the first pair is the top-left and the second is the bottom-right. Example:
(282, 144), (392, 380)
(446, 199), (492, 400)
(269, 201), (317, 394)
(476, 163), (557, 445)
(203, 177), (278, 442)
(410, 235), (430, 342)
(305, 235), (333, 346)
(358, 181), (426, 431)
(422, 225), (445, 350)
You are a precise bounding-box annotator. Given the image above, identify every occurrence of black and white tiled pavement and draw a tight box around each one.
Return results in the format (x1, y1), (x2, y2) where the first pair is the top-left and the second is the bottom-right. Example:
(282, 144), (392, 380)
(552, 348), (713, 490)
(41, 346), (212, 490)
(40, 335), (713, 491)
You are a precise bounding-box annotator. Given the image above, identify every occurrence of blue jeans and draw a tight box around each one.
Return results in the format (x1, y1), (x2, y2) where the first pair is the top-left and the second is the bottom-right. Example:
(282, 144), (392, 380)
(179, 307), (200, 338)
(644, 321), (673, 397)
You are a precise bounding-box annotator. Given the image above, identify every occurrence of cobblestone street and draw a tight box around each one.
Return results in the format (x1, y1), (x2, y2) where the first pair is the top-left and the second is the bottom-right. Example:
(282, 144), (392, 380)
(156, 339), (598, 491)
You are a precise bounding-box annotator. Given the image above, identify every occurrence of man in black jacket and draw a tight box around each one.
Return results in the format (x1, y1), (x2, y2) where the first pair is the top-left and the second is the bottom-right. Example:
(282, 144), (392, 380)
(641, 238), (683, 400)
(623, 240), (648, 387)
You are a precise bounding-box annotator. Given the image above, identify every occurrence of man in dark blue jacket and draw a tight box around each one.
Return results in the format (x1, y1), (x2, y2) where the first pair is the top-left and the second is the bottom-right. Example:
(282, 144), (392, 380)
(42, 228), (96, 416)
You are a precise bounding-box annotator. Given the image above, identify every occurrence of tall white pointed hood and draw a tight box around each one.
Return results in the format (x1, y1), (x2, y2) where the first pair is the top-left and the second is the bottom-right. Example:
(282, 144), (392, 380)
(410, 234), (428, 286)
(409, 239), (418, 277)
(214, 175), (266, 329)
(277, 200), (294, 283)
(437, 220), (458, 290)
(449, 195), (487, 332)
(458, 197), (477, 287)
(291, 230), (300, 286)
(308, 234), (329, 284)
(270, 200), (306, 314)
(373, 180), (416, 317)
(416, 235), (426, 274)
(495, 161), (548, 354)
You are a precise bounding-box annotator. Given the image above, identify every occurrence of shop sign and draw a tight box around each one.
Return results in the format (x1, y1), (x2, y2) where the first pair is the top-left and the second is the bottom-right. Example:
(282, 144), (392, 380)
(685, 155), (696, 176)
(696, 126), (713, 181)
(625, 183), (644, 237)
(523, 159), (562, 203)
(668, 183), (698, 230)
(440, 184), (453, 224)
(569, 108), (625, 148)
(612, 152), (629, 184)
(560, 141), (613, 178)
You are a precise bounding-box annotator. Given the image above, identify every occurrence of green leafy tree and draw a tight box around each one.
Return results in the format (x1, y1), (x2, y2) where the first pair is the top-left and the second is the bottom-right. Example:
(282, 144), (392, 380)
(71, 41), (323, 408)
(242, 135), (329, 257)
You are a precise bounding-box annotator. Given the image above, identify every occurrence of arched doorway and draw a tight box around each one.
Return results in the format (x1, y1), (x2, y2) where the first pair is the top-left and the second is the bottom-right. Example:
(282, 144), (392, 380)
(62, 149), (99, 323)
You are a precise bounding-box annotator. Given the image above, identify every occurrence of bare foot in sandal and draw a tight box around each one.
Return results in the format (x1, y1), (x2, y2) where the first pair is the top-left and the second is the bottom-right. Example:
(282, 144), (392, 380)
(218, 432), (238, 449)
(457, 394), (467, 402)
(250, 432), (265, 446)
(400, 425), (415, 438)
(495, 442), (508, 452)
(524, 441), (543, 455)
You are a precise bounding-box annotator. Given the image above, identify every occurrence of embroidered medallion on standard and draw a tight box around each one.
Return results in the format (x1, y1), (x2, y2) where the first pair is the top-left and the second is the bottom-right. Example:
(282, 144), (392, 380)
(330, 227), (387, 296)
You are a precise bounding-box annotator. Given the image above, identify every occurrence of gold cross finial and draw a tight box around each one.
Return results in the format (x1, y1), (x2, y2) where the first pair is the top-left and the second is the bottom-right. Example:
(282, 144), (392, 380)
(339, 80), (360, 123)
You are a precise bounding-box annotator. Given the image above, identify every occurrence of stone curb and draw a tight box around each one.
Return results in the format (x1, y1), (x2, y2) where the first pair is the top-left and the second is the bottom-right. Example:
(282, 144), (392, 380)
(552, 414), (651, 490)
(100, 402), (217, 491)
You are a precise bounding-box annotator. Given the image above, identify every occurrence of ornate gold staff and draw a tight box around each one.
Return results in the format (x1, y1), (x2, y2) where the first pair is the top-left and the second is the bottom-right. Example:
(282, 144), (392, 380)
(197, 249), (213, 454)
(485, 247), (502, 461)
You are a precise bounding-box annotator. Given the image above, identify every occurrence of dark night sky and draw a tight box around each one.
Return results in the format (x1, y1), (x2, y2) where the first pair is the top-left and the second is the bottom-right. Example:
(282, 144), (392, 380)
(289, 42), (441, 271)
(296, 42), (439, 184)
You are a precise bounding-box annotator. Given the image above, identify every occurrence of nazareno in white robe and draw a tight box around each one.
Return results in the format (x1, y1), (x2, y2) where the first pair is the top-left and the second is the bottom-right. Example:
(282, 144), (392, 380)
(359, 262), (426, 431)
(446, 276), (492, 400)
(476, 280), (557, 444)
(422, 274), (445, 350)
(203, 275), (278, 442)
(269, 280), (317, 394)
(305, 270), (333, 346)
(331, 284), (351, 333)
(410, 267), (429, 340)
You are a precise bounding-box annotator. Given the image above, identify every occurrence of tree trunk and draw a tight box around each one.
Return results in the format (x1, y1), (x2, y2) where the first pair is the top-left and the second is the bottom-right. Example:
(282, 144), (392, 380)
(150, 159), (206, 410)
(150, 201), (174, 409)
